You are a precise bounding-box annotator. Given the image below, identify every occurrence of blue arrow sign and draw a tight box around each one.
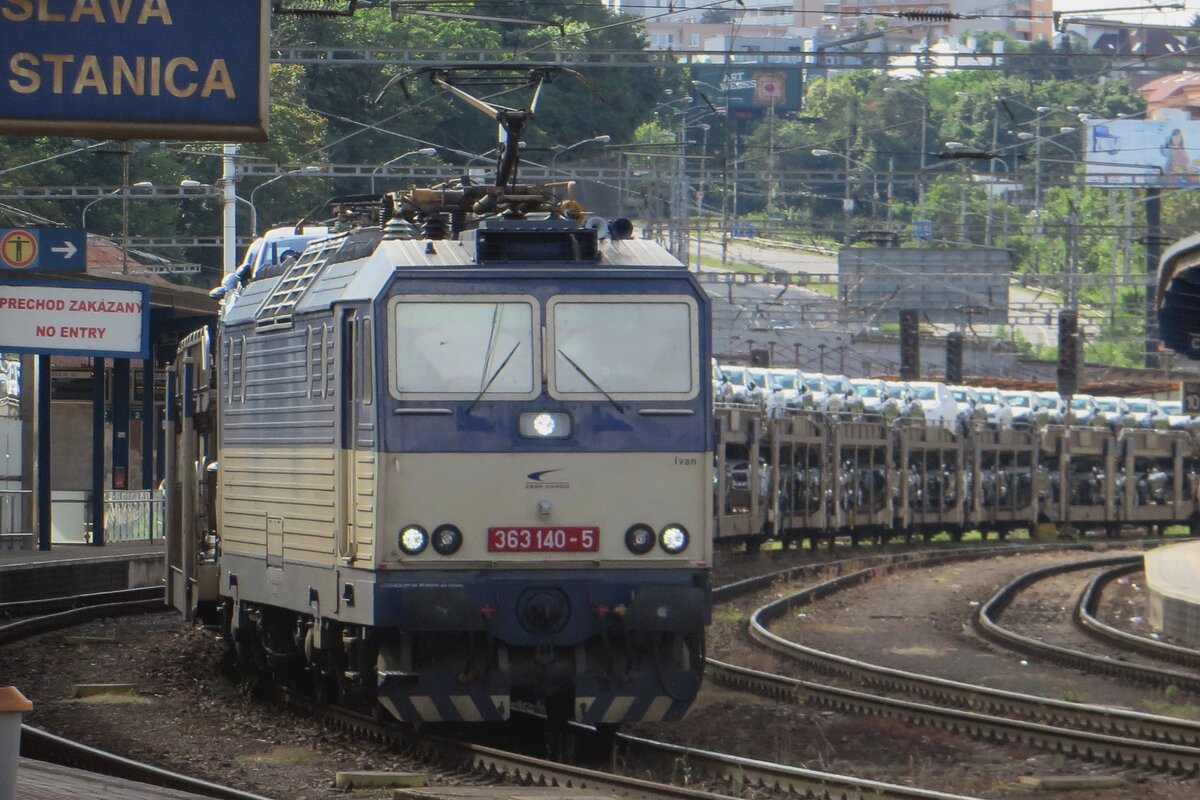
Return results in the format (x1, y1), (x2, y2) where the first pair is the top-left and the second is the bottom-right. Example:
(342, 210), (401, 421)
(0, 228), (86, 273)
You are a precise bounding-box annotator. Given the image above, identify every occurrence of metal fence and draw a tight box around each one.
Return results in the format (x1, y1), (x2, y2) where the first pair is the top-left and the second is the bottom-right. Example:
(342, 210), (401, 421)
(0, 488), (29, 534)
(103, 490), (165, 543)
(0, 488), (163, 547)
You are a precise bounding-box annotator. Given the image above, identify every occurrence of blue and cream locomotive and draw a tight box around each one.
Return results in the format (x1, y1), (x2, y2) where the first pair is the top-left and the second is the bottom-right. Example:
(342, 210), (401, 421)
(168, 69), (712, 726)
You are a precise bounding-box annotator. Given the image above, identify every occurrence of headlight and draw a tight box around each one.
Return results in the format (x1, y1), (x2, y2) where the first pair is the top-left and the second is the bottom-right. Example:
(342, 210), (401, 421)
(659, 524), (689, 554)
(624, 523), (655, 555)
(519, 411), (571, 439)
(432, 524), (463, 556)
(399, 525), (428, 555)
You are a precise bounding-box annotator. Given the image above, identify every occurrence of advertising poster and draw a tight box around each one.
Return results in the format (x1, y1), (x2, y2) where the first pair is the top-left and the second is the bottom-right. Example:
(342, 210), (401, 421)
(1085, 112), (1200, 188)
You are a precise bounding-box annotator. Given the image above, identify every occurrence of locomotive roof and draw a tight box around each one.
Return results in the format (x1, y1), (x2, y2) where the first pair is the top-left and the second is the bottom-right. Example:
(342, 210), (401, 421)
(223, 232), (686, 328)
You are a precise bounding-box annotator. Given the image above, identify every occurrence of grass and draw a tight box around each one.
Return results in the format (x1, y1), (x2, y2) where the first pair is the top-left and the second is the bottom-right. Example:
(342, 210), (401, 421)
(1143, 698), (1200, 721)
(801, 281), (839, 297)
(697, 254), (768, 273)
(1060, 688), (1088, 704)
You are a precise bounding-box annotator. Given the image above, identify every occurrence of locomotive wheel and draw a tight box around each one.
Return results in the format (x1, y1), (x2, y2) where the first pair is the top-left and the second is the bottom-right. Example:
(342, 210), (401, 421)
(310, 654), (339, 705)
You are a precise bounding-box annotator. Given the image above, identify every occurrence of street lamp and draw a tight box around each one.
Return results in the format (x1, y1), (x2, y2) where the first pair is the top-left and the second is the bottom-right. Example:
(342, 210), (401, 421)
(550, 135), (611, 171)
(883, 85), (929, 221)
(370, 147), (437, 194)
(813, 149), (869, 245)
(81, 182), (153, 229)
(81, 180), (155, 276)
(181, 179), (253, 241)
(248, 166), (321, 235)
(1017, 127), (1078, 209)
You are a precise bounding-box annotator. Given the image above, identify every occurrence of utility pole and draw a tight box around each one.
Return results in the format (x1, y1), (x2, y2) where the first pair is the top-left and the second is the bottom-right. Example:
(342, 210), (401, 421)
(1145, 186), (1162, 368)
(121, 144), (130, 275)
(223, 143), (238, 275)
(765, 97), (777, 219)
(1066, 200), (1079, 312)
(1034, 116), (1043, 212)
(984, 98), (999, 246)
(842, 153), (853, 245)
(721, 117), (730, 267)
(886, 156), (894, 229)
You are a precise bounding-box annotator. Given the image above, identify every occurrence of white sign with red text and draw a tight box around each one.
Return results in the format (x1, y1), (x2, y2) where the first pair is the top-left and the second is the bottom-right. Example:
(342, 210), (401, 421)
(0, 284), (147, 357)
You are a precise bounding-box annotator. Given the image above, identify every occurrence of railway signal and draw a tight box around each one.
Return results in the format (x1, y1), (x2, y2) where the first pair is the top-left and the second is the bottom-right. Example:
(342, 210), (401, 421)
(1058, 311), (1080, 397)
(945, 332), (963, 384)
(899, 309), (919, 380)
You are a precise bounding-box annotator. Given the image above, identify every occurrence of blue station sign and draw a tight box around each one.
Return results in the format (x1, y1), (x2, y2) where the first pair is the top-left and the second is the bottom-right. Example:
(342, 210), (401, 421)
(0, 0), (269, 141)
(0, 227), (86, 272)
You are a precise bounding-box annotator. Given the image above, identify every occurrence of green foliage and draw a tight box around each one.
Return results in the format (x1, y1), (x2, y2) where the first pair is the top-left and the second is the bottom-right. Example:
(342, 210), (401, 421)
(0, 6), (1189, 339)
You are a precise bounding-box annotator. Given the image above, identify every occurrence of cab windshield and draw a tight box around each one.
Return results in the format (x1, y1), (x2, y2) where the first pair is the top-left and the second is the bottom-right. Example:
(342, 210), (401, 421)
(1006, 395), (1030, 407)
(392, 300), (537, 397)
(913, 386), (936, 400)
(551, 299), (697, 397)
(855, 383), (878, 398)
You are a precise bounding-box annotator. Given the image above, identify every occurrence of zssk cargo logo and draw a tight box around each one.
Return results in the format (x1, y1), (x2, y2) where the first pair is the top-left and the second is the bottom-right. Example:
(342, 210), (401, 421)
(525, 469), (569, 490)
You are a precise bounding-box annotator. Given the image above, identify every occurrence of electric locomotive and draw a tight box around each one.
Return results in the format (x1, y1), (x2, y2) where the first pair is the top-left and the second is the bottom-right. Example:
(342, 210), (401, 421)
(168, 68), (713, 727)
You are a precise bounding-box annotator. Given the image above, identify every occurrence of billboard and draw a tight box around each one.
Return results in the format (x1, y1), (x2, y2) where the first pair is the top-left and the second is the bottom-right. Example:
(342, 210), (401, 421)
(1084, 115), (1200, 188)
(0, 0), (269, 141)
(0, 282), (149, 358)
(691, 66), (803, 115)
(838, 248), (1011, 325)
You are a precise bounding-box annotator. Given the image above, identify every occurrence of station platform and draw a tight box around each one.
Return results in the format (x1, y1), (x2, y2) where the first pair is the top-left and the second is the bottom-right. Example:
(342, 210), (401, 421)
(0, 541), (163, 604)
(1144, 540), (1200, 647)
(16, 758), (265, 800)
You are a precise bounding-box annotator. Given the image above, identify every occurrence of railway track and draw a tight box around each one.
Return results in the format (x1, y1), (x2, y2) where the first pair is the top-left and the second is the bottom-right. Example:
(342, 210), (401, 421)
(723, 545), (1200, 774)
(308, 694), (986, 800)
(0, 588), (270, 800)
(975, 555), (1200, 693)
(8, 541), (1196, 798)
(1077, 563), (1200, 672)
(2, 578), (988, 800)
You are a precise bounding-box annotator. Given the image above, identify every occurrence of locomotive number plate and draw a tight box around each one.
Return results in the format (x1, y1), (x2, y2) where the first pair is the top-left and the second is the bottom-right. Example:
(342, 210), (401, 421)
(487, 527), (599, 552)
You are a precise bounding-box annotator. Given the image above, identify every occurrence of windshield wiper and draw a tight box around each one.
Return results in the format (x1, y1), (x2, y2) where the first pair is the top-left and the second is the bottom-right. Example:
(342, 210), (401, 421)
(558, 349), (625, 414)
(466, 341), (520, 416)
